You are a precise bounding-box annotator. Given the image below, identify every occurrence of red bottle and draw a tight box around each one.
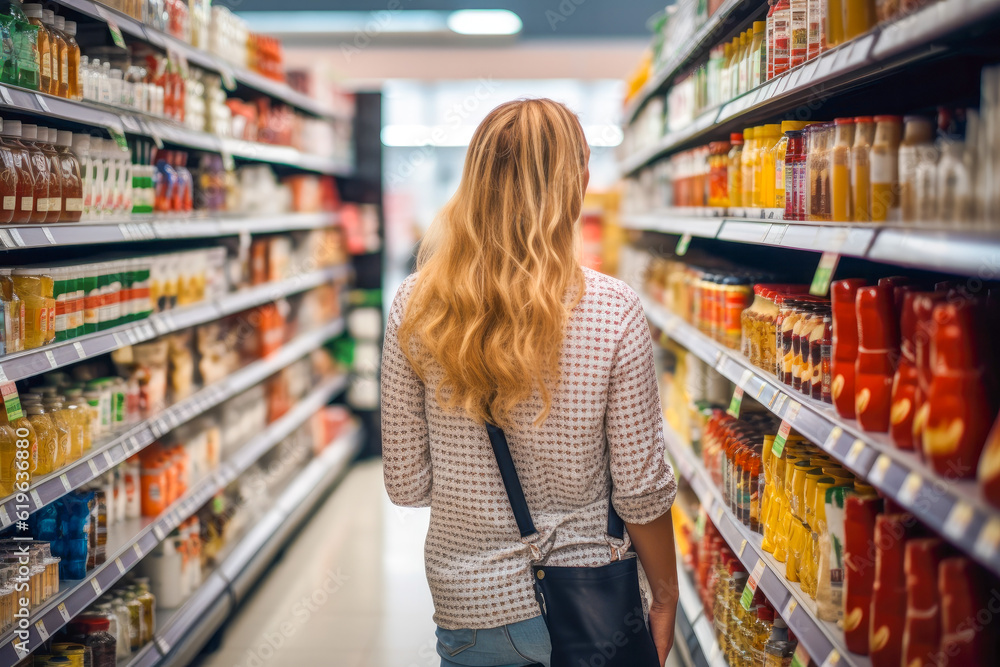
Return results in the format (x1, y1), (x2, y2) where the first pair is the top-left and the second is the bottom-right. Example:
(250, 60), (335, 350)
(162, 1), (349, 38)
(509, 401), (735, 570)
(877, 276), (910, 348)
(843, 494), (883, 654)
(939, 557), (999, 665)
(901, 538), (951, 667)
(891, 291), (922, 450)
(869, 513), (923, 667)
(855, 285), (899, 432)
(922, 300), (995, 478)
(910, 292), (950, 451)
(831, 279), (867, 419)
(978, 412), (1000, 507)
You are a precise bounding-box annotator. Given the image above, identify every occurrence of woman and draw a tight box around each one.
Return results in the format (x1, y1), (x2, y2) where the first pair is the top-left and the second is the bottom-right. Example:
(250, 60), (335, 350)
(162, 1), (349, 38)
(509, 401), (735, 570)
(382, 98), (678, 667)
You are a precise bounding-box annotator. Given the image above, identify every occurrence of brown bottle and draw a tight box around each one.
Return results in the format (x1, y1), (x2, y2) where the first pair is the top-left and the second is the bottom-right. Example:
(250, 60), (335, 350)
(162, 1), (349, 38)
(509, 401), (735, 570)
(19, 124), (49, 224)
(41, 10), (65, 97)
(22, 4), (51, 94)
(978, 412), (1000, 508)
(35, 127), (62, 223)
(0, 121), (17, 225)
(54, 130), (82, 222)
(855, 285), (899, 432)
(831, 279), (867, 419)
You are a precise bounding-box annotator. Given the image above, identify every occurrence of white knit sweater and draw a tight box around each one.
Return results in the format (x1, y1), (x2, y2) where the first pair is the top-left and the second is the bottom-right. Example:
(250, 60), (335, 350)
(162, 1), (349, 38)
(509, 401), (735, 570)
(381, 267), (677, 630)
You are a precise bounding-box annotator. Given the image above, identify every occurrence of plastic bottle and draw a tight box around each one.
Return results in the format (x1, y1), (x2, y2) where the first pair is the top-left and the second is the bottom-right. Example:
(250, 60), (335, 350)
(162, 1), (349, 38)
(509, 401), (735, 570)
(23, 400), (57, 474)
(41, 395), (71, 467)
(0, 121), (33, 224)
(808, 0), (826, 59)
(11, 269), (51, 349)
(8, 1), (39, 91)
(0, 120), (17, 224)
(62, 19), (80, 100)
(790, 0), (808, 68)
(36, 127), (62, 222)
(831, 117), (856, 221)
(20, 124), (51, 223)
(936, 137), (971, 224)
(763, 617), (797, 666)
(53, 130), (82, 221)
(850, 116), (875, 222)
(898, 116), (934, 223)
(41, 9), (64, 97)
(826, 0), (844, 50)
(870, 115), (903, 222)
(0, 403), (21, 497)
(855, 285), (899, 432)
(784, 129), (807, 220)
(901, 538), (950, 667)
(756, 124), (782, 208)
(806, 123), (833, 222)
(750, 21), (767, 88)
(774, 121), (808, 208)
(869, 513), (923, 667)
(727, 133), (744, 209)
(21, 4), (48, 93)
(741, 127), (758, 210)
(844, 0), (876, 41)
(737, 30), (750, 96)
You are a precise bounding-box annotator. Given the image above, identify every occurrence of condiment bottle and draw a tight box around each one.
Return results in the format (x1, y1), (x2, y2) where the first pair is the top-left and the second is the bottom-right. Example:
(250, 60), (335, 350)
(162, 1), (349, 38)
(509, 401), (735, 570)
(910, 292), (950, 452)
(901, 538), (951, 667)
(20, 124), (51, 223)
(784, 129), (807, 220)
(851, 116), (875, 222)
(790, 0), (808, 68)
(750, 21), (767, 87)
(756, 124), (781, 208)
(55, 130), (82, 221)
(899, 116), (935, 223)
(870, 513), (924, 667)
(727, 133), (744, 208)
(23, 399), (57, 474)
(36, 127), (62, 222)
(0, 395), (22, 496)
(772, 0), (792, 77)
(21, 4), (49, 93)
(855, 285), (899, 432)
(938, 558), (999, 663)
(922, 300), (994, 478)
(0, 119), (16, 225)
(806, 122), (832, 221)
(870, 115), (903, 222)
(41, 9), (64, 97)
(831, 117), (855, 221)
(827, 0), (845, 49)
(741, 127), (759, 209)
(978, 413), (1000, 508)
(844, 0), (876, 41)
(936, 136), (971, 224)
(62, 19), (80, 100)
(890, 291), (922, 450)
(40, 395), (71, 468)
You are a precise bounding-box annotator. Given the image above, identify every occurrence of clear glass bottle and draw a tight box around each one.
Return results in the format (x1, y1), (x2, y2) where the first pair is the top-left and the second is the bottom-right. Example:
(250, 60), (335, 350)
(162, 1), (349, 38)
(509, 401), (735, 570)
(899, 116), (935, 223)
(728, 132), (744, 208)
(62, 19), (80, 100)
(22, 400), (57, 474)
(751, 21), (767, 88)
(41, 9), (64, 97)
(21, 3), (49, 93)
(850, 116), (875, 223)
(936, 137), (972, 225)
(36, 127), (62, 223)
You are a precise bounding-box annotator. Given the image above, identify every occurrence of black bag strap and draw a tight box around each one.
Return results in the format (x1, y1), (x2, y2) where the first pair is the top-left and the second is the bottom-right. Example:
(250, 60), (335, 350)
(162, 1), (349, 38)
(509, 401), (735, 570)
(485, 422), (625, 541)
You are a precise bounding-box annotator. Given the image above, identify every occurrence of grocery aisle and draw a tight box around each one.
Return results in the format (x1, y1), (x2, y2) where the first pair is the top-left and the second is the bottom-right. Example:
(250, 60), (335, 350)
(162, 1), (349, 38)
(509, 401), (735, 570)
(196, 459), (439, 667)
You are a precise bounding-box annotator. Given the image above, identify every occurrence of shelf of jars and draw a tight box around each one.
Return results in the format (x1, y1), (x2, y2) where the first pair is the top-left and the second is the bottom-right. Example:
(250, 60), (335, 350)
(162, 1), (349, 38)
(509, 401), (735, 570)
(0, 317), (346, 535)
(664, 421), (869, 667)
(123, 425), (360, 667)
(0, 371), (348, 666)
(0, 263), (349, 384)
(620, 0), (1000, 176)
(0, 212), (339, 249)
(620, 211), (1000, 277)
(643, 294), (1000, 580)
(51, 0), (345, 122)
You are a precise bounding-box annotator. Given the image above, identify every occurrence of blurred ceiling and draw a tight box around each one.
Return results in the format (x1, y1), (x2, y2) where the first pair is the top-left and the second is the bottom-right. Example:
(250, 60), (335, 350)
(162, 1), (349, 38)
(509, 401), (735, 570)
(234, 1), (667, 40)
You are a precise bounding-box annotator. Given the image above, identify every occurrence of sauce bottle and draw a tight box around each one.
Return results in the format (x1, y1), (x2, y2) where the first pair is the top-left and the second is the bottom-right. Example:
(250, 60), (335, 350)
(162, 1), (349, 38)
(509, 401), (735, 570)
(938, 558), (999, 664)
(756, 124), (781, 208)
(55, 130), (82, 221)
(741, 127), (758, 209)
(0, 392), (20, 496)
(750, 21), (767, 88)
(807, 122), (833, 221)
(35, 127), (62, 222)
(21, 3), (49, 93)
(0, 382), (36, 484)
(727, 133), (744, 208)
(827, 0), (845, 49)
(0, 269), (23, 353)
(870, 115), (903, 222)
(851, 116), (875, 222)
(41, 9), (64, 97)
(0, 119), (17, 224)
(910, 292), (949, 453)
(855, 285), (899, 432)
(922, 300), (994, 478)
(899, 116), (934, 223)
(808, 0), (826, 59)
(772, 0), (792, 77)
(71, 133), (91, 219)
(790, 0), (807, 68)
(978, 412), (1000, 508)
(61, 19), (80, 100)
(20, 124), (50, 223)
(23, 399), (57, 474)
(870, 513), (924, 667)
(830, 279), (867, 418)
(11, 269), (50, 349)
(831, 117), (855, 221)
(2, 121), (33, 223)
(901, 538), (951, 667)
(39, 394), (71, 468)
(773, 121), (808, 209)
(890, 291), (922, 450)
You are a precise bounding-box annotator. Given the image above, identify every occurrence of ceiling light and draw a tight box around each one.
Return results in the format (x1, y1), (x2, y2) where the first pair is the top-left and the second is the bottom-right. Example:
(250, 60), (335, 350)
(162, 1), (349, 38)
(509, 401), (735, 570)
(447, 9), (523, 36)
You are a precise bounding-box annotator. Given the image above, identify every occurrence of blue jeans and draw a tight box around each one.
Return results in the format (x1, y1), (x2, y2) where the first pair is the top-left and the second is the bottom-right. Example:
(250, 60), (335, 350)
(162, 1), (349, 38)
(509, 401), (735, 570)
(436, 615), (551, 667)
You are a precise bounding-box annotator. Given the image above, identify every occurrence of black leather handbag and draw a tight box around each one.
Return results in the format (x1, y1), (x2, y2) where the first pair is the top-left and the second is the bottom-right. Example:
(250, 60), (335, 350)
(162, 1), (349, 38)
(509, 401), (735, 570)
(485, 423), (661, 667)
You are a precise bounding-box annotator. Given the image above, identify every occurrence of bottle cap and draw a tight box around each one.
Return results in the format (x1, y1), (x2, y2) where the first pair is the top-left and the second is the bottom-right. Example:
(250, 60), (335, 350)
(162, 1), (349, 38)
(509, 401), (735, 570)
(730, 132), (743, 143)
(56, 130), (72, 147)
(854, 116), (873, 123)
(873, 114), (903, 123)
(21, 124), (37, 141)
(2, 120), (20, 137)
(72, 133), (90, 153)
(764, 123), (782, 136)
(64, 20), (76, 35)
(835, 117), (855, 124)
(753, 20), (766, 32)
(743, 127), (755, 140)
(780, 120), (808, 133)
(22, 3), (42, 18)
(54, 15), (65, 30)
(42, 9), (53, 24)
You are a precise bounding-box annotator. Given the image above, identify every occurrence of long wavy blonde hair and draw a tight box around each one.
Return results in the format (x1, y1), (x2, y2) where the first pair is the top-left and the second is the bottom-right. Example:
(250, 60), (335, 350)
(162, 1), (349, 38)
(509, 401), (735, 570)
(398, 98), (589, 427)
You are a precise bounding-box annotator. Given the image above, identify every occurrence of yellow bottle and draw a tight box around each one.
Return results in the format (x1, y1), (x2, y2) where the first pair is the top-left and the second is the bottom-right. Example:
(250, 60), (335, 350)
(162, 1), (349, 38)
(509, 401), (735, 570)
(24, 401), (58, 476)
(741, 127), (757, 211)
(757, 124), (782, 208)
(831, 118), (856, 221)
(43, 396), (75, 466)
(2, 388), (38, 479)
(0, 409), (20, 497)
(63, 388), (92, 455)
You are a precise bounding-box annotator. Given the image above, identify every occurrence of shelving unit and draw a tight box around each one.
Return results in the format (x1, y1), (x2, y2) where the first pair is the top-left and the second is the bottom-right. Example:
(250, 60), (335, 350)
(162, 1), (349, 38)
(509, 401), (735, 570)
(0, 263), (349, 384)
(643, 295), (1000, 578)
(619, 0), (1000, 177)
(674, 560), (727, 667)
(124, 426), (361, 667)
(0, 315), (346, 530)
(664, 422), (868, 667)
(0, 372), (351, 666)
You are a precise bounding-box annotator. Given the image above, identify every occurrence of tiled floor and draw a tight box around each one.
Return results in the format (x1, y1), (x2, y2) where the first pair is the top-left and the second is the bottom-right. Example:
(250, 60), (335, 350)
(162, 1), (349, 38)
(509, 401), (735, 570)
(196, 460), (682, 667)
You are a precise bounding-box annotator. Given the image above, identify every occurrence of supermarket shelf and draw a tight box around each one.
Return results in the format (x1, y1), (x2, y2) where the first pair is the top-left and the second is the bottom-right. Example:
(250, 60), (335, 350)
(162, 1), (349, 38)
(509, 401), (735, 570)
(622, 0), (764, 124)
(0, 373), (350, 666)
(620, 0), (1000, 173)
(663, 422), (868, 667)
(0, 263), (349, 384)
(0, 212), (339, 250)
(127, 426), (362, 667)
(0, 317), (348, 531)
(643, 295), (1000, 579)
(622, 211), (1000, 276)
(51, 0), (346, 121)
(674, 562), (727, 667)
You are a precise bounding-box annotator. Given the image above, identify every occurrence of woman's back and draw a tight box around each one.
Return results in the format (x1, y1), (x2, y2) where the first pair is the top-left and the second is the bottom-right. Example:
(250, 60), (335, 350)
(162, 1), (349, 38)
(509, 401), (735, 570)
(383, 266), (676, 630)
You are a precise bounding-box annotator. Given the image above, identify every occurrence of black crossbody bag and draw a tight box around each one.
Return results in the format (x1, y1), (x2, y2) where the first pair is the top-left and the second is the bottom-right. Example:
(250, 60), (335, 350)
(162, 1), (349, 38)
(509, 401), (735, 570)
(485, 423), (661, 667)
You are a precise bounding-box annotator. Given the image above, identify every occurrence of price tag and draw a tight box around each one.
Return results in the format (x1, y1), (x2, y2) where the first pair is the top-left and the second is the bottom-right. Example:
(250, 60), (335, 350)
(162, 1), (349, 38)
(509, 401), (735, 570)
(740, 558), (766, 610)
(0, 229), (11, 247)
(118, 223), (133, 241)
(91, 577), (103, 596)
(783, 400), (801, 422)
(44, 350), (56, 368)
(845, 439), (866, 466)
(133, 542), (143, 558)
(29, 489), (41, 507)
(155, 637), (171, 655)
(739, 539), (748, 557)
(821, 649), (841, 667)
(810, 252), (840, 296)
(74, 342), (86, 358)
(944, 501), (974, 541)
(42, 227), (56, 245)
(221, 147), (235, 172)
(771, 419), (795, 458)
(0, 86), (11, 105)
(153, 524), (166, 540)
(115, 558), (125, 574)
(103, 451), (115, 467)
(791, 644), (811, 667)
(34, 93), (50, 113)
(57, 602), (71, 622)
(88, 458), (100, 476)
(974, 517), (1000, 562)
(107, 19), (127, 49)
(782, 598), (798, 619)
(0, 505), (9, 525)
(220, 67), (237, 91)
(714, 504), (724, 522)
(35, 618), (49, 641)
(108, 127), (129, 151)
(59, 473), (71, 492)
(676, 233), (692, 256)
(727, 385), (745, 418)
(8, 228), (23, 246)
(824, 426), (843, 452)
(11, 639), (28, 659)
(112, 333), (124, 347)
(898, 472), (923, 505)
(869, 454), (892, 486)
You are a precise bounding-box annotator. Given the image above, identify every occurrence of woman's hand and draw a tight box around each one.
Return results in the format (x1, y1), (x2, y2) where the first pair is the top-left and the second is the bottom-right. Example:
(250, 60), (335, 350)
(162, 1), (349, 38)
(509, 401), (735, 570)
(648, 599), (677, 666)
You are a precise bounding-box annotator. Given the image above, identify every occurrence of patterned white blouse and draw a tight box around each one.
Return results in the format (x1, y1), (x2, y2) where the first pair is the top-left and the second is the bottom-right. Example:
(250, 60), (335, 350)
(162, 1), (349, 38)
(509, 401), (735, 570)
(381, 266), (677, 630)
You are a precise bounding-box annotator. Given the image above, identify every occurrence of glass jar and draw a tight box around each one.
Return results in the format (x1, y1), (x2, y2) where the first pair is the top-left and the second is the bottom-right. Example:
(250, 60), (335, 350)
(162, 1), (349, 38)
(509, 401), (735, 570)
(850, 117), (875, 222)
(806, 123), (833, 222)
(899, 116), (935, 223)
(111, 597), (133, 659)
(133, 578), (157, 644)
(723, 276), (752, 350)
(784, 129), (807, 220)
(831, 118), (856, 221)
(66, 615), (117, 667)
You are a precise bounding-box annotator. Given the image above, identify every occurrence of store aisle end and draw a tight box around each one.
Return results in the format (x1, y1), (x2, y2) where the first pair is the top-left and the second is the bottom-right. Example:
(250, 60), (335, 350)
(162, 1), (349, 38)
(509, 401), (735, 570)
(196, 460), (439, 667)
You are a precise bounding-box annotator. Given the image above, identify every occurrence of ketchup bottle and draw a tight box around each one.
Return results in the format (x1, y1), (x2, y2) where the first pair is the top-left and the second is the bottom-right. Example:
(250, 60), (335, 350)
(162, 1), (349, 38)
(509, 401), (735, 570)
(855, 285), (899, 431)
(831, 279), (867, 419)
(890, 291), (922, 450)
(939, 557), (1000, 664)
(901, 538), (951, 667)
(843, 493), (882, 654)
(869, 513), (924, 666)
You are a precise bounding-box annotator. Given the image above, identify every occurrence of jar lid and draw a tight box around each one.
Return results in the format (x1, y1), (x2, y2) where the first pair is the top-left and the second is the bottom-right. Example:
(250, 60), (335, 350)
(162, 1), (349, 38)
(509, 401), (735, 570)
(834, 117), (855, 124)
(854, 116), (874, 123)
(873, 114), (903, 123)
(729, 132), (743, 143)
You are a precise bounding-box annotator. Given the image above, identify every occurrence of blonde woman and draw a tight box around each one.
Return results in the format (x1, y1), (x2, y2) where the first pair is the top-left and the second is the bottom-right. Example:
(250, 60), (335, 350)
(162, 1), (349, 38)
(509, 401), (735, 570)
(382, 98), (678, 667)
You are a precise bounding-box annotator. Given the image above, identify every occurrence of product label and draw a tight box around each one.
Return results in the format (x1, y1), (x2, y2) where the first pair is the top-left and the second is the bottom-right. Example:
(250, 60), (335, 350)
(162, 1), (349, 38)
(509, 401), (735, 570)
(772, 419), (794, 457)
(1, 382), (22, 421)
(41, 52), (50, 78)
(61, 53), (67, 83)
(47, 198), (60, 212)
(36, 197), (48, 212)
(65, 198), (84, 212)
(1, 196), (13, 211)
(19, 196), (31, 211)
(740, 558), (766, 610)
(676, 233), (692, 256)
(810, 252), (840, 296)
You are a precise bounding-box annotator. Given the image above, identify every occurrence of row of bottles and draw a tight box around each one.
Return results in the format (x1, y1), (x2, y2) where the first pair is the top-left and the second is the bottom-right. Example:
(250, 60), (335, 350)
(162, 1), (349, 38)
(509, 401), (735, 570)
(0, 2), (81, 99)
